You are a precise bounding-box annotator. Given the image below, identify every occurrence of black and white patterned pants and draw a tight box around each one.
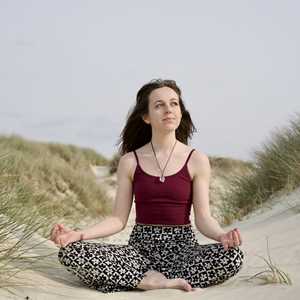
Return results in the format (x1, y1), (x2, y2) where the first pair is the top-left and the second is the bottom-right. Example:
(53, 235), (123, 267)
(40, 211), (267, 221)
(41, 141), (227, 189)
(58, 223), (244, 293)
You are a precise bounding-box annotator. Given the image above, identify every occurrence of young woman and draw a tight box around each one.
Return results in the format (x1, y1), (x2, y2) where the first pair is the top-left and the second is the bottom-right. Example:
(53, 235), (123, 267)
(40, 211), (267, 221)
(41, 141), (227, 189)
(50, 79), (244, 293)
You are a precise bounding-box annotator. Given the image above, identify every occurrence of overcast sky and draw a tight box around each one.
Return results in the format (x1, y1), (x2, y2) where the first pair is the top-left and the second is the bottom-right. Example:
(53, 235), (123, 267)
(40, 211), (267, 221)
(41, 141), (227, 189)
(1, 0), (299, 161)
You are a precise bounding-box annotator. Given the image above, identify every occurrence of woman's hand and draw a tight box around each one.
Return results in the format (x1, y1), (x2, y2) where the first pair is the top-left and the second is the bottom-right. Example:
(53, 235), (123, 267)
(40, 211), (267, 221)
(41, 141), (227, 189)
(218, 228), (242, 251)
(50, 223), (83, 248)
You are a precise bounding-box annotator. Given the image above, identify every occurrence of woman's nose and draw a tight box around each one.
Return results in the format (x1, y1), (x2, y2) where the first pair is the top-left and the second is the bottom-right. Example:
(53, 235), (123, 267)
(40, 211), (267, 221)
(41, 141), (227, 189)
(165, 103), (173, 112)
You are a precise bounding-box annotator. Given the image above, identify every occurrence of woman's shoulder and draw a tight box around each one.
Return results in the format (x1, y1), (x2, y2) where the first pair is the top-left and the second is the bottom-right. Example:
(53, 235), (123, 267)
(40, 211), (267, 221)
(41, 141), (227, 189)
(118, 151), (139, 181)
(189, 147), (211, 179)
(190, 147), (209, 163)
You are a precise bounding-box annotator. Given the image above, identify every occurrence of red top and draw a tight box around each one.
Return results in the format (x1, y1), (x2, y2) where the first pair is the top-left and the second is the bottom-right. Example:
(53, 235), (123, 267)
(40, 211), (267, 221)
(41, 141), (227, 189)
(132, 149), (195, 225)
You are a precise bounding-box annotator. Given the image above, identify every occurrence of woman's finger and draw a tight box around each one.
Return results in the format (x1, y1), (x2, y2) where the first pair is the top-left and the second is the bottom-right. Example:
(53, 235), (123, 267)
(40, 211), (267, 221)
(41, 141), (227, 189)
(224, 240), (229, 251)
(227, 231), (233, 248)
(221, 236), (229, 251)
(226, 232), (230, 248)
(54, 232), (65, 247)
(232, 230), (240, 246)
(58, 224), (72, 234)
(234, 228), (242, 245)
(53, 234), (60, 246)
(58, 224), (65, 234)
(50, 224), (59, 241)
(59, 236), (66, 247)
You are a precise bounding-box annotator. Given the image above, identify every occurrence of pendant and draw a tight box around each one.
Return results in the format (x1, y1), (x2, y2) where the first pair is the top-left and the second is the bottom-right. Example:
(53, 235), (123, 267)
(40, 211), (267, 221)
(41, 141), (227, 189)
(159, 176), (165, 183)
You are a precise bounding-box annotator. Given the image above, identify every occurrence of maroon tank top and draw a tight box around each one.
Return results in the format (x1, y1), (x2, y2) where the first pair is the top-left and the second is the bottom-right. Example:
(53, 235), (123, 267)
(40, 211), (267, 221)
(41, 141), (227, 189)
(132, 149), (195, 225)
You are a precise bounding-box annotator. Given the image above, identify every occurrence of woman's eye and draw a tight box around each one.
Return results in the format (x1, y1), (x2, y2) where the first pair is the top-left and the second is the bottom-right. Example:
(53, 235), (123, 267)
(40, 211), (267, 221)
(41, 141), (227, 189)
(155, 102), (178, 108)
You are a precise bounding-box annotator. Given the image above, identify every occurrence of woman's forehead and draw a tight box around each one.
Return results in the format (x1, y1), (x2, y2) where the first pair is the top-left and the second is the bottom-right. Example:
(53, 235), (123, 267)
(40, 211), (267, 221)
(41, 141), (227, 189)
(149, 87), (179, 103)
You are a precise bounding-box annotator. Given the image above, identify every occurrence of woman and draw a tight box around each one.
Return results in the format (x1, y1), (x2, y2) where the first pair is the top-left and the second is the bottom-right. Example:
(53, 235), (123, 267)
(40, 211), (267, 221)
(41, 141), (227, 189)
(50, 79), (244, 293)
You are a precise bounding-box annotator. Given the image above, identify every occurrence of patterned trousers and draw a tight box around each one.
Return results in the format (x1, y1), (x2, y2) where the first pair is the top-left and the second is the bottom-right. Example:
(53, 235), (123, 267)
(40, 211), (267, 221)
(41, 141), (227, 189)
(58, 223), (244, 293)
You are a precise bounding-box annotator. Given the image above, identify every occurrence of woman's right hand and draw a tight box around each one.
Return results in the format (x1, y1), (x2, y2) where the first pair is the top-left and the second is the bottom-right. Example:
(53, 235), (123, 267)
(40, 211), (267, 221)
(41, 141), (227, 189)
(50, 223), (83, 248)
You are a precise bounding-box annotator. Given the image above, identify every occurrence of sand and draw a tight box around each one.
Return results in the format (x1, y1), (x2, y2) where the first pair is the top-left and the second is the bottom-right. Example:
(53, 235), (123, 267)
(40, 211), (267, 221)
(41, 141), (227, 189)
(1, 179), (300, 299)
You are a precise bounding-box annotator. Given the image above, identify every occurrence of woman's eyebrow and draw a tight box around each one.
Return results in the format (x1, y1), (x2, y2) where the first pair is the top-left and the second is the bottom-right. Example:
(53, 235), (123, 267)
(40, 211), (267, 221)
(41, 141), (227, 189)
(154, 98), (179, 104)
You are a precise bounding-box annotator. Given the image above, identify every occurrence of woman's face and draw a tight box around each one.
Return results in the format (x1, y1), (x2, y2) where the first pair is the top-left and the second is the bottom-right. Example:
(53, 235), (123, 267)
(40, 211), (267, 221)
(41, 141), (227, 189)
(143, 86), (182, 131)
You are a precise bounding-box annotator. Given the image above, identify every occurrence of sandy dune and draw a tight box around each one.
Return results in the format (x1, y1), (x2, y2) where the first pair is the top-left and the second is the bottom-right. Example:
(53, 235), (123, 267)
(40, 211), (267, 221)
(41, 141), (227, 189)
(1, 181), (299, 299)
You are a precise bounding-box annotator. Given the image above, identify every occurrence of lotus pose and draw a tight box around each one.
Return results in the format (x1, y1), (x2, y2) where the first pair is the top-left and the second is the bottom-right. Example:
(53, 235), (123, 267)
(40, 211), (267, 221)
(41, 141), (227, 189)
(50, 79), (244, 293)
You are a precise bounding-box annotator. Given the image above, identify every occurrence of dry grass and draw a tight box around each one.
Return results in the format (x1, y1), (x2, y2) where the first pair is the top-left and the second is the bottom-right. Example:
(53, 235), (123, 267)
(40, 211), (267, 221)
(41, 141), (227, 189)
(247, 238), (292, 285)
(0, 135), (114, 288)
(221, 112), (300, 224)
(0, 134), (112, 231)
(0, 179), (52, 288)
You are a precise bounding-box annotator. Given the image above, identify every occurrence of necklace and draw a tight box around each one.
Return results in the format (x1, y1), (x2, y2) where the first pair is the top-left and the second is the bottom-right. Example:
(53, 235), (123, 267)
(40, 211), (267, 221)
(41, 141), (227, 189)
(150, 139), (177, 183)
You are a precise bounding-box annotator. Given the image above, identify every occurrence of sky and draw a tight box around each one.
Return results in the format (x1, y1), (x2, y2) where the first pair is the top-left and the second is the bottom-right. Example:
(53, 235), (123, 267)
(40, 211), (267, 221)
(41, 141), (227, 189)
(0, 0), (299, 161)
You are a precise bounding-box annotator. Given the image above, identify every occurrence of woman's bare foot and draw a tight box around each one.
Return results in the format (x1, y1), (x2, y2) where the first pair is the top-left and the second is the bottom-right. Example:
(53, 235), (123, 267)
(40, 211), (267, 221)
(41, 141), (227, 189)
(137, 270), (194, 292)
(164, 278), (193, 291)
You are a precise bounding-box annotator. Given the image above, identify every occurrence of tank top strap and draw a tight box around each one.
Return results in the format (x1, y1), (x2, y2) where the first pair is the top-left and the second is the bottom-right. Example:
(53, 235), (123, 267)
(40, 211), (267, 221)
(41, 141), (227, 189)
(133, 150), (140, 166)
(184, 149), (195, 166)
(134, 148), (194, 169)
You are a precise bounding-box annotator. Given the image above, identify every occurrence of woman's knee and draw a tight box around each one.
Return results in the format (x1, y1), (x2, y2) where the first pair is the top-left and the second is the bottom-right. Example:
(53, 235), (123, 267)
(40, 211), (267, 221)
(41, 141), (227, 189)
(225, 246), (244, 274)
(206, 246), (244, 287)
(58, 241), (83, 266)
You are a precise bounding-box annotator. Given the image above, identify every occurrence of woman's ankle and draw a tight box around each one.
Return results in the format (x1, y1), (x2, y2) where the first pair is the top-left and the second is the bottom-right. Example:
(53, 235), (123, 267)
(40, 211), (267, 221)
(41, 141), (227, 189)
(137, 270), (166, 290)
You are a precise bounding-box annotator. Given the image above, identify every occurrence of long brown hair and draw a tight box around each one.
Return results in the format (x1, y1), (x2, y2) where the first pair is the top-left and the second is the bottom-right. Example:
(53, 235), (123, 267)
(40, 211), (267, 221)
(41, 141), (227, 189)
(116, 79), (197, 155)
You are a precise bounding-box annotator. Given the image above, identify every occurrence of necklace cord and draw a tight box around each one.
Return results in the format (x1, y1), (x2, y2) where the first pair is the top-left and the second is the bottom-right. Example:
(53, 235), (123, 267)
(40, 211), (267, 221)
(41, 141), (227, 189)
(150, 140), (177, 179)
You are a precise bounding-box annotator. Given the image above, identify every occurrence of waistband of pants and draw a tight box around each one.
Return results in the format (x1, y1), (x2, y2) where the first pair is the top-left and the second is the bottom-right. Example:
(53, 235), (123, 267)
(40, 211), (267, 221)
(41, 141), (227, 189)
(129, 223), (197, 245)
(132, 222), (195, 238)
(135, 222), (192, 227)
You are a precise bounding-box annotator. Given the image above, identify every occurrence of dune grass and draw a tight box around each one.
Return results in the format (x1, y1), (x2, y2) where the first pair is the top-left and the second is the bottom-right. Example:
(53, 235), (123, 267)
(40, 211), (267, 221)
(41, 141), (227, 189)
(0, 205), (48, 289)
(0, 134), (112, 232)
(0, 155), (52, 288)
(0, 136), (114, 288)
(221, 112), (300, 224)
(247, 237), (292, 285)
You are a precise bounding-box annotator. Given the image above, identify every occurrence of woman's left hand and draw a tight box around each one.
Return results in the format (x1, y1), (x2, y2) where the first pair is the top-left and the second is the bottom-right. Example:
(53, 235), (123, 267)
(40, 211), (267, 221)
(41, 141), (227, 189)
(218, 228), (242, 251)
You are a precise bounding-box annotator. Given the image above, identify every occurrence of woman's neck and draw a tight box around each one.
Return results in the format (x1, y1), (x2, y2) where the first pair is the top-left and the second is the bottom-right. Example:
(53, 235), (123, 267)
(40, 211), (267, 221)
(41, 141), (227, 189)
(150, 133), (177, 155)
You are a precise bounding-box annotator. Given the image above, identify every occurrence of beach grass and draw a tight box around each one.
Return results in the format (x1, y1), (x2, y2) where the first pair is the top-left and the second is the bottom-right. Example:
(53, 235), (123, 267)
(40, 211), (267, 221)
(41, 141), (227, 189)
(0, 160), (52, 288)
(0, 135), (113, 287)
(247, 238), (292, 285)
(0, 134), (112, 231)
(221, 112), (300, 224)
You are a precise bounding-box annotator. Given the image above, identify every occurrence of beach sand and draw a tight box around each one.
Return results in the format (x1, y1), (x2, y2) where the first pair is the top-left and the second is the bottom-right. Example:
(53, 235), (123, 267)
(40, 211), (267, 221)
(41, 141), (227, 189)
(1, 177), (299, 299)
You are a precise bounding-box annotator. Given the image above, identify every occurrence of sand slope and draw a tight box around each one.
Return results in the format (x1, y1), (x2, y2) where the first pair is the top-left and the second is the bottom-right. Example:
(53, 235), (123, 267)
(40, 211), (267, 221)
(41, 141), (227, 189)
(1, 185), (300, 300)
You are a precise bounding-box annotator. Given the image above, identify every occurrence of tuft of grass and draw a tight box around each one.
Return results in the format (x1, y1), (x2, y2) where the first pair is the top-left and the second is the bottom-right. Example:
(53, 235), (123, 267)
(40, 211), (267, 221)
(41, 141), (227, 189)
(247, 237), (292, 285)
(0, 191), (56, 288)
(221, 111), (300, 224)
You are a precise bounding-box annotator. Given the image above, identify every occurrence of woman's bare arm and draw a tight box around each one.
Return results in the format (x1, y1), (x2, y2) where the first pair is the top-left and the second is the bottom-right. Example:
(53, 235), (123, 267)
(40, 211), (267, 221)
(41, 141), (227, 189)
(191, 151), (226, 242)
(78, 152), (135, 240)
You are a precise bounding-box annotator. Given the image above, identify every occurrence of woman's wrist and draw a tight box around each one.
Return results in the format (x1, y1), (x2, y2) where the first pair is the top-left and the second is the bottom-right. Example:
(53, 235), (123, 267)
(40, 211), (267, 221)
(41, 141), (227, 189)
(74, 228), (84, 241)
(216, 231), (226, 242)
